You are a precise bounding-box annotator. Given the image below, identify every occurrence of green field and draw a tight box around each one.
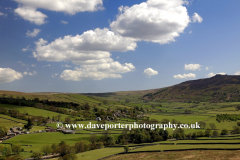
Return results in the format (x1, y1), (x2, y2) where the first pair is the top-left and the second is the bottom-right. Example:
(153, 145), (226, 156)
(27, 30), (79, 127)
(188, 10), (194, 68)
(0, 114), (26, 123)
(2, 90), (240, 159)
(105, 150), (240, 160)
(131, 144), (240, 152)
(2, 132), (109, 158)
(0, 104), (76, 121)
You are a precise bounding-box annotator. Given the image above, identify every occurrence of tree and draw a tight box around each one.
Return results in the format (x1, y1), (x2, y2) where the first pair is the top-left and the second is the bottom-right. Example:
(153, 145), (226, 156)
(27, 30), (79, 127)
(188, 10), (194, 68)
(57, 144), (72, 157)
(89, 134), (97, 144)
(84, 103), (90, 111)
(31, 152), (42, 160)
(104, 134), (115, 146)
(213, 130), (219, 137)
(162, 130), (168, 141)
(171, 119), (177, 124)
(236, 106), (240, 111)
(186, 133), (192, 139)
(1, 146), (12, 158)
(24, 119), (33, 130)
(57, 115), (62, 121)
(205, 128), (212, 137)
(199, 121), (207, 129)
(237, 122), (240, 126)
(175, 133), (182, 140)
(41, 145), (53, 155)
(197, 131), (204, 137)
(125, 99), (130, 103)
(64, 117), (71, 124)
(74, 140), (90, 153)
(161, 119), (170, 124)
(0, 126), (8, 138)
(232, 126), (240, 134)
(192, 132), (197, 139)
(173, 128), (184, 137)
(34, 98), (40, 102)
(151, 104), (155, 109)
(11, 144), (22, 155)
(5, 155), (24, 160)
(62, 153), (77, 160)
(124, 146), (129, 153)
(51, 143), (58, 154)
(209, 123), (216, 130)
(221, 129), (229, 135)
(96, 142), (104, 149)
(103, 100), (108, 105)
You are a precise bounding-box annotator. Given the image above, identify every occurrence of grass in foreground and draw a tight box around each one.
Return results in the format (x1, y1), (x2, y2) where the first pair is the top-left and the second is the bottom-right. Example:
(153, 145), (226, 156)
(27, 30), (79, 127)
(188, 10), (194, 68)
(131, 144), (240, 152)
(49, 148), (124, 160)
(105, 150), (240, 160)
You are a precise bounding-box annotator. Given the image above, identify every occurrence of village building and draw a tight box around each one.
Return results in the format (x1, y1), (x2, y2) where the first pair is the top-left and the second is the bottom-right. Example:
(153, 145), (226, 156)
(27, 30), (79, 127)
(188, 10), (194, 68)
(95, 117), (101, 121)
(62, 129), (75, 134)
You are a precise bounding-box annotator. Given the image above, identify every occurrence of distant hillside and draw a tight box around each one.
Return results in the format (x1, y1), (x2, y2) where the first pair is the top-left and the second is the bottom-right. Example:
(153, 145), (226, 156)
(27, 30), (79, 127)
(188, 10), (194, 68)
(142, 74), (240, 102)
(1, 74), (240, 103)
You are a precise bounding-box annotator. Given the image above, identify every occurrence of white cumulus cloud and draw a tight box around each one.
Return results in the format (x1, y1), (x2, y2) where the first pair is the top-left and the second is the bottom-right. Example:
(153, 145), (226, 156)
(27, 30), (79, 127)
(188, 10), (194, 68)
(14, 0), (103, 14)
(33, 28), (137, 81)
(14, 6), (47, 25)
(235, 71), (240, 75)
(173, 73), (196, 79)
(0, 68), (23, 83)
(18, 61), (28, 67)
(60, 62), (135, 81)
(26, 29), (41, 37)
(110, 0), (191, 44)
(23, 71), (37, 76)
(23, 71), (28, 75)
(207, 72), (226, 77)
(143, 68), (158, 78)
(22, 45), (30, 52)
(62, 65), (72, 68)
(192, 12), (203, 23)
(33, 28), (137, 64)
(0, 12), (7, 16)
(60, 20), (68, 24)
(29, 71), (37, 76)
(51, 73), (58, 78)
(184, 64), (201, 71)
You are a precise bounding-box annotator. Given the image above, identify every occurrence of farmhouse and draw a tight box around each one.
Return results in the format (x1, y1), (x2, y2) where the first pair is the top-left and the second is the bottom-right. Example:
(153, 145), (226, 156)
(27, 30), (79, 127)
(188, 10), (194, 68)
(62, 129), (75, 134)
(45, 127), (56, 132)
(95, 117), (101, 121)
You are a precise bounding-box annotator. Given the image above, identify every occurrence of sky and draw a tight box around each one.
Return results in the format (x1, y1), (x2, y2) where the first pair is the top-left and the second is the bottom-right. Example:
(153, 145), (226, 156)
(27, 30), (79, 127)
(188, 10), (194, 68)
(0, 0), (240, 93)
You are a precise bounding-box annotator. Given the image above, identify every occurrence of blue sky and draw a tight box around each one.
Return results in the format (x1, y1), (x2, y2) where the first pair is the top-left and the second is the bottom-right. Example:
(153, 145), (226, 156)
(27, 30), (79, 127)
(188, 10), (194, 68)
(0, 0), (240, 93)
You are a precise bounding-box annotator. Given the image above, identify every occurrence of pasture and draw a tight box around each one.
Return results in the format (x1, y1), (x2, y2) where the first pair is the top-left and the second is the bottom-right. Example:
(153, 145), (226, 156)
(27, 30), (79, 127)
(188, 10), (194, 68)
(2, 92), (240, 159)
(105, 150), (240, 160)
(0, 104), (76, 121)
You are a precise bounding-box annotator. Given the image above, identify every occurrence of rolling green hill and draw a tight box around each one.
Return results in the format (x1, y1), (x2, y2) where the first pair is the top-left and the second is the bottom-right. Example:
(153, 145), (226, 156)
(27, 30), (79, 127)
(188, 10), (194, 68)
(140, 74), (240, 103)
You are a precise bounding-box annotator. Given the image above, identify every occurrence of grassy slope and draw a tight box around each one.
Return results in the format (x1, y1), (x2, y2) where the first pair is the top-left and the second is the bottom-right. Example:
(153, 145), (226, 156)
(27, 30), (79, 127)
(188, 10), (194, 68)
(76, 148), (124, 160)
(131, 144), (240, 152)
(2, 81), (240, 159)
(141, 75), (240, 102)
(0, 104), (76, 120)
(105, 150), (240, 160)
(2, 132), (106, 158)
(0, 117), (24, 128)
(0, 114), (26, 123)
